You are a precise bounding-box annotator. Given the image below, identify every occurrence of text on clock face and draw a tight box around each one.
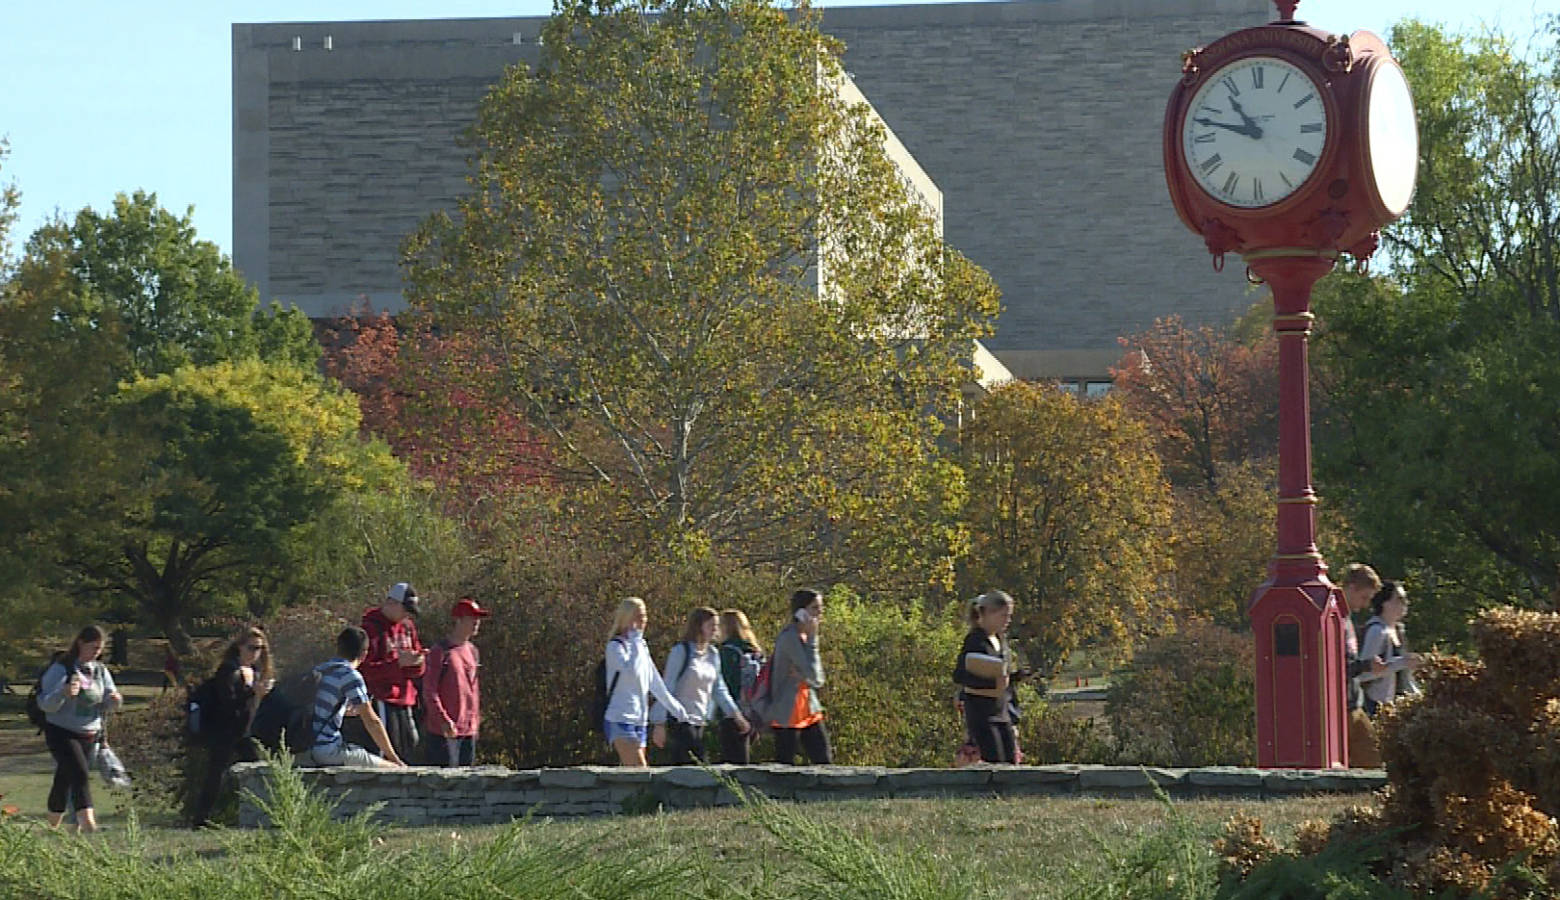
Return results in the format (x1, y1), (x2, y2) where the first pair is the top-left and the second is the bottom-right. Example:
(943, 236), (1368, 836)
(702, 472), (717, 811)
(1182, 57), (1328, 209)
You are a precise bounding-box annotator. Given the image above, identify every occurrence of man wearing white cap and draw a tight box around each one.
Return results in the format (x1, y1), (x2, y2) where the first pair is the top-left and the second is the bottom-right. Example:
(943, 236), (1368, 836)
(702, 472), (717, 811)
(356, 582), (426, 763)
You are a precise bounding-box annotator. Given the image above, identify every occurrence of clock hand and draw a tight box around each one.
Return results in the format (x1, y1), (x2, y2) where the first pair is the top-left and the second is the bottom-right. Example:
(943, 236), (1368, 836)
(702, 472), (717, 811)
(1226, 96), (1264, 139)
(1193, 116), (1261, 138)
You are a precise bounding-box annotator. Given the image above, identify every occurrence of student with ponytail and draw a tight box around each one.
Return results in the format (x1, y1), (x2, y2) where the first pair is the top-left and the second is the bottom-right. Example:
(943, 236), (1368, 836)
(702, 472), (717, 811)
(953, 591), (1027, 764)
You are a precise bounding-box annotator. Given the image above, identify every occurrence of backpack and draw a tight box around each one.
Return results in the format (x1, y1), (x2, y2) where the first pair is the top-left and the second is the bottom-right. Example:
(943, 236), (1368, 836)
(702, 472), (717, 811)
(588, 637), (626, 735)
(740, 653), (774, 727)
(252, 664), (342, 755)
(184, 676), (221, 739)
(23, 655), (64, 734)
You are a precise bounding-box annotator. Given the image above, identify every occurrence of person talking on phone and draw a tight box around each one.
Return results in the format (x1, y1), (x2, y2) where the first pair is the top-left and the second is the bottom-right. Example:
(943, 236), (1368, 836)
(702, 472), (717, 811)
(953, 591), (1024, 764)
(35, 624), (122, 833)
(769, 589), (832, 765)
(192, 625), (274, 828)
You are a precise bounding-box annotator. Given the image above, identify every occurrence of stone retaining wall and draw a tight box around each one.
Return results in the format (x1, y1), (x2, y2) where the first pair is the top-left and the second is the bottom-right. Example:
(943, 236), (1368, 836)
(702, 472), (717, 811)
(230, 763), (1386, 828)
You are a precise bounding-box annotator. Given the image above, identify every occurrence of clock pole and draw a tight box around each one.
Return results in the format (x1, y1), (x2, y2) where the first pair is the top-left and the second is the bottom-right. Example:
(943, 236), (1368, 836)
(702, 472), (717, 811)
(1245, 250), (1348, 769)
(1164, 0), (1418, 769)
(1248, 251), (1332, 584)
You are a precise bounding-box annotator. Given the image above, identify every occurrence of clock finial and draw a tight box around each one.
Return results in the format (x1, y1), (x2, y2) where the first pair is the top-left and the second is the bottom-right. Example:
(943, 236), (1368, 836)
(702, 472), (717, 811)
(1274, 1), (1300, 21)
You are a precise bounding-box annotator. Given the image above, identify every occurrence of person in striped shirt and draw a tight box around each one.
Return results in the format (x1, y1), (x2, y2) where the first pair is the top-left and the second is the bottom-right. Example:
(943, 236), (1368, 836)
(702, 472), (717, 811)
(300, 627), (405, 768)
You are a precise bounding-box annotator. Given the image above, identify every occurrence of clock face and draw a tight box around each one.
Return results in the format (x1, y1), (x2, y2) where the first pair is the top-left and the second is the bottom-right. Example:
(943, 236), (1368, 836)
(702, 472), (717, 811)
(1365, 60), (1418, 216)
(1181, 56), (1329, 209)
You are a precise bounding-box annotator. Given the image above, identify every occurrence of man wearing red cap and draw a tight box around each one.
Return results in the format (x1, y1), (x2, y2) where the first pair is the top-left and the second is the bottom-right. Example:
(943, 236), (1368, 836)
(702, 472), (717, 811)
(422, 597), (490, 767)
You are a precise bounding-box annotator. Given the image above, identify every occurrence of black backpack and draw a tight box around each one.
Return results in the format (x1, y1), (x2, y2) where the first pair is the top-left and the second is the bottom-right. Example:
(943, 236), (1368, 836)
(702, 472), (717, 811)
(588, 637), (626, 735)
(185, 676), (221, 739)
(23, 655), (64, 734)
(252, 664), (342, 755)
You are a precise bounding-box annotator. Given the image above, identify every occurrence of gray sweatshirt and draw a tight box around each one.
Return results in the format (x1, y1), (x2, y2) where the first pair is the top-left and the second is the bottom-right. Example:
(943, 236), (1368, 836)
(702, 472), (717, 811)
(768, 622), (824, 727)
(38, 659), (119, 734)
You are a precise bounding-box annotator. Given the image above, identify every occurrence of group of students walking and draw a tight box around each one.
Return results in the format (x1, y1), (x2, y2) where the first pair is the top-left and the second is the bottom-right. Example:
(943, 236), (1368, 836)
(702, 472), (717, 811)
(33, 568), (1419, 831)
(32, 581), (1022, 830)
(599, 589), (833, 767)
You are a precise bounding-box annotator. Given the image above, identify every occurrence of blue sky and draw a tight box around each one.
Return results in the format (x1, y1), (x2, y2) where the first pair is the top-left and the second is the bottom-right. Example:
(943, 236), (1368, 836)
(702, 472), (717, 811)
(1, 0), (1552, 257)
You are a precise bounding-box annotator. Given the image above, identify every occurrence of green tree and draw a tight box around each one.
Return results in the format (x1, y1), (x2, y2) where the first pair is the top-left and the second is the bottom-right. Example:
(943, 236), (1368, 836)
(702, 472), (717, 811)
(0, 193), (331, 648)
(405, 0), (999, 591)
(959, 382), (1175, 673)
(14, 191), (316, 381)
(43, 360), (398, 653)
(1313, 19), (1560, 642)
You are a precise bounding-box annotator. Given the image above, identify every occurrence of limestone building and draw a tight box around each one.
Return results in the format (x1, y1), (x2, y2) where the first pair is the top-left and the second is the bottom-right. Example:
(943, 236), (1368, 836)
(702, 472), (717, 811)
(233, 0), (1270, 384)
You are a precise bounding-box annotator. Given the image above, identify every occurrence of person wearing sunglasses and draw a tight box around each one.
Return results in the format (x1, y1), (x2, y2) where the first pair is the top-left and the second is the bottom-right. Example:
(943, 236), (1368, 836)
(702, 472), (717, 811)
(191, 626), (274, 828)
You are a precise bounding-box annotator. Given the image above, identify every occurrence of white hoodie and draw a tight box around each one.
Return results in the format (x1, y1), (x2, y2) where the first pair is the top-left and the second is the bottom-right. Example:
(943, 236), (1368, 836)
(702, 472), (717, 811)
(603, 631), (687, 726)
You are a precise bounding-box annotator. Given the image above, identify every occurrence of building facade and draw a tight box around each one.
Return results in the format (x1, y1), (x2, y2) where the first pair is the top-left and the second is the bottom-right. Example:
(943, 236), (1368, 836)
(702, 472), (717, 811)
(234, 0), (1270, 380)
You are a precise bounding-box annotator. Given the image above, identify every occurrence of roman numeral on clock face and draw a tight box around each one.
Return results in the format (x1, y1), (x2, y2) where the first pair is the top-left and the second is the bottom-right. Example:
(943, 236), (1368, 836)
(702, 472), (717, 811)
(1252, 179), (1264, 203)
(1293, 148), (1317, 165)
(1293, 93), (1315, 109)
(1252, 67), (1264, 89)
(1300, 122), (1323, 133)
(1199, 154), (1223, 175)
(1222, 77), (1240, 96)
(1223, 170), (1240, 195)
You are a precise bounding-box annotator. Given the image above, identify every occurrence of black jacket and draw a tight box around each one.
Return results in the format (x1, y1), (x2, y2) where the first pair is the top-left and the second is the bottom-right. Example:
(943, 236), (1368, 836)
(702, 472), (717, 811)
(207, 659), (260, 743)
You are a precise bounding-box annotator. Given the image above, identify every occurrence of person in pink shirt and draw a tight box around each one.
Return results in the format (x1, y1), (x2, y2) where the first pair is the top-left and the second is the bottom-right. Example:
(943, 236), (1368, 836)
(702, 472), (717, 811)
(422, 597), (489, 766)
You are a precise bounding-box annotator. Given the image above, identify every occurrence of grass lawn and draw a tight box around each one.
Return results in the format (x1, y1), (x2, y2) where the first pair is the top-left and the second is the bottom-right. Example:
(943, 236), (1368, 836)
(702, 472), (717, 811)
(2, 790), (1359, 899)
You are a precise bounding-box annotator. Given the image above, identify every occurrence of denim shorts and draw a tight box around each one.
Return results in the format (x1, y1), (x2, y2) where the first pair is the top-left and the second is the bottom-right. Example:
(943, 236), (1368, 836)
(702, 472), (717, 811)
(604, 720), (648, 748)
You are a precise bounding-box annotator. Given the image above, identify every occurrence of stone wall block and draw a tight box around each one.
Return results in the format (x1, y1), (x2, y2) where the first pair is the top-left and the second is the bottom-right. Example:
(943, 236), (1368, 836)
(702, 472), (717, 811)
(884, 768), (993, 793)
(816, 767), (888, 788)
(538, 768), (601, 789)
(1077, 766), (1188, 792)
(594, 768), (657, 785)
(662, 767), (720, 789)
(658, 787), (719, 808)
(1261, 770), (1388, 794)
(1185, 767), (1266, 790)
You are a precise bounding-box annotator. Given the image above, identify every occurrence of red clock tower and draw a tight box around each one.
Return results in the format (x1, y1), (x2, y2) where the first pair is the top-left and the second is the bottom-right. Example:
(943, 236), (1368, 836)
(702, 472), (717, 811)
(1163, 0), (1418, 767)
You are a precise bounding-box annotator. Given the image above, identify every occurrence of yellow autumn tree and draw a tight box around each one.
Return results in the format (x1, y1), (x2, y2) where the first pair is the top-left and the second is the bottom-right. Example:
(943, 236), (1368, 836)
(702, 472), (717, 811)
(960, 381), (1175, 673)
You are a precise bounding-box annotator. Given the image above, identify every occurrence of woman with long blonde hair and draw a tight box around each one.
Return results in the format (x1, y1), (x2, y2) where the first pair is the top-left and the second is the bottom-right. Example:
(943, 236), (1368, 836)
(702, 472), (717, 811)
(717, 609), (764, 763)
(602, 598), (687, 766)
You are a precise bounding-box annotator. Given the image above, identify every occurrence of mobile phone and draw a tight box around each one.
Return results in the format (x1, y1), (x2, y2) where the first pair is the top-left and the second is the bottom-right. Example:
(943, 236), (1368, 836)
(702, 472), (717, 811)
(795, 608), (813, 624)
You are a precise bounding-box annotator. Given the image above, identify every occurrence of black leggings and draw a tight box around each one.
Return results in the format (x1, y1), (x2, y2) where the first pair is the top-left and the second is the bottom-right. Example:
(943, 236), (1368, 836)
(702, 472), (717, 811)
(964, 697), (1017, 763)
(193, 736), (259, 826)
(664, 722), (706, 765)
(718, 717), (750, 764)
(44, 723), (95, 814)
(774, 722), (832, 765)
